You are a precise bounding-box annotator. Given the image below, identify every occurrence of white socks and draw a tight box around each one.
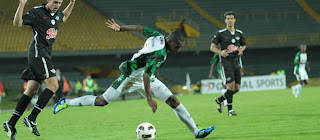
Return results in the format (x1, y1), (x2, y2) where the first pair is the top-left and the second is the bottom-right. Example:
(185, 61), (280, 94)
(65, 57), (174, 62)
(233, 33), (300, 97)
(292, 83), (303, 97)
(66, 95), (96, 106)
(221, 88), (228, 106)
(173, 104), (199, 136)
(295, 84), (303, 97)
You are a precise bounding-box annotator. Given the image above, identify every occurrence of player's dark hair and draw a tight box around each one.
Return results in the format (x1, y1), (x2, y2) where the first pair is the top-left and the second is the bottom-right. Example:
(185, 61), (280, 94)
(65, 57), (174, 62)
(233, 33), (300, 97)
(167, 30), (185, 43)
(300, 44), (306, 47)
(224, 11), (235, 19)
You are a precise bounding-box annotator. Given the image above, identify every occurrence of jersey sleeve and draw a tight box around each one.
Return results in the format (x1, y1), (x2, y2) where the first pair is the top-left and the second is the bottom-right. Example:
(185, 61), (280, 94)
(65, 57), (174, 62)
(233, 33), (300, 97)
(22, 8), (37, 26)
(210, 31), (220, 45)
(239, 32), (246, 46)
(294, 52), (300, 64)
(210, 54), (219, 65)
(142, 27), (162, 38)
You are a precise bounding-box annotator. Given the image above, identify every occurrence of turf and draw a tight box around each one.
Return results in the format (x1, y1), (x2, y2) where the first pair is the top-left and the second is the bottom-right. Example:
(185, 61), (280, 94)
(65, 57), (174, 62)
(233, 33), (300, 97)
(1, 86), (320, 140)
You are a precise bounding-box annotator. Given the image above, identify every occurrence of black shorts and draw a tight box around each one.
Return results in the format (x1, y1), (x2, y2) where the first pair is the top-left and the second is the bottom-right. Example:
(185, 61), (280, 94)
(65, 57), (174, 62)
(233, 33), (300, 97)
(221, 65), (241, 85)
(21, 57), (56, 83)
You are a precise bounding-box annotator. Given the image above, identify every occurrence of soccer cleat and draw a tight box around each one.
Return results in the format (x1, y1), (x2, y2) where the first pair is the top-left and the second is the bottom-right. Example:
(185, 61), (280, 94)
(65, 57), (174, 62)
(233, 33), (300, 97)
(195, 126), (215, 139)
(3, 121), (17, 140)
(53, 98), (68, 114)
(215, 98), (222, 113)
(228, 110), (237, 116)
(23, 117), (40, 136)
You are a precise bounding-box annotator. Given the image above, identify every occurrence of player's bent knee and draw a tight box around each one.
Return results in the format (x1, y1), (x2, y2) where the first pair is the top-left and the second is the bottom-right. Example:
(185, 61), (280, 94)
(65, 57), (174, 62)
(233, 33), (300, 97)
(227, 82), (235, 89)
(25, 89), (38, 97)
(166, 95), (180, 108)
(94, 96), (108, 106)
(102, 87), (120, 103)
(47, 84), (59, 93)
(227, 85), (235, 91)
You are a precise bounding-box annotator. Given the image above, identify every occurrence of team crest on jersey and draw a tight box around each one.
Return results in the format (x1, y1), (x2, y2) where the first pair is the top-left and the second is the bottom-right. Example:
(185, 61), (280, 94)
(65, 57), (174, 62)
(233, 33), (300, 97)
(231, 39), (236, 43)
(55, 16), (59, 21)
(236, 37), (240, 40)
(51, 19), (56, 25)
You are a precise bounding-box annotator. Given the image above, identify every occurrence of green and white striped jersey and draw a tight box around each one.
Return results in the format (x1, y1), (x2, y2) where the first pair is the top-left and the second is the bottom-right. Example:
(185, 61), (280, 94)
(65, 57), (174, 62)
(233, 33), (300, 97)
(294, 52), (307, 74)
(119, 27), (167, 77)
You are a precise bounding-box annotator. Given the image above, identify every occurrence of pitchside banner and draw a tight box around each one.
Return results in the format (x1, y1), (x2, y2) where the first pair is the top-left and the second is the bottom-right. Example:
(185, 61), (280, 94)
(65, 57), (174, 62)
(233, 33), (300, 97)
(201, 75), (286, 94)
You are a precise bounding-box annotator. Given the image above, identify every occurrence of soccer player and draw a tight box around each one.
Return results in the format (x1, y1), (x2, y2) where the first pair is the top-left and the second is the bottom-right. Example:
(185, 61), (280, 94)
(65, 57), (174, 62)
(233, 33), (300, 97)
(53, 19), (214, 139)
(210, 11), (246, 116)
(291, 44), (310, 98)
(208, 53), (227, 107)
(2, 0), (76, 139)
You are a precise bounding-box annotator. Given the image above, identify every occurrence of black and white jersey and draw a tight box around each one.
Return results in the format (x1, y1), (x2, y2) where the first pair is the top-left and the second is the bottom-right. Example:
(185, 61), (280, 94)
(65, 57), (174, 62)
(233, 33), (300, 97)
(22, 3), (64, 59)
(211, 28), (246, 67)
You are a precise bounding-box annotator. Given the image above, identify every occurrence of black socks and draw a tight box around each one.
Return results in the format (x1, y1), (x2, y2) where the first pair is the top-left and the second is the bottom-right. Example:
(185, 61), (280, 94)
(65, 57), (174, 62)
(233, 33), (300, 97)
(28, 88), (54, 121)
(8, 94), (32, 127)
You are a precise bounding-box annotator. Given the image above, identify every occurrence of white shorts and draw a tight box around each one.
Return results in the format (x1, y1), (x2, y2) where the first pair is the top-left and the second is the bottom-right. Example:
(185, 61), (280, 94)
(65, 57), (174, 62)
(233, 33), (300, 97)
(103, 69), (173, 103)
(295, 69), (309, 81)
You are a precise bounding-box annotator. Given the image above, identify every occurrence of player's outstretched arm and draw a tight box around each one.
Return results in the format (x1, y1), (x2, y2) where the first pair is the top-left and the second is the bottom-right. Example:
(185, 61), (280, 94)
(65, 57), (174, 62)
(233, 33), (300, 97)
(143, 72), (157, 113)
(106, 19), (144, 33)
(13, 0), (28, 27)
(62, 0), (76, 22)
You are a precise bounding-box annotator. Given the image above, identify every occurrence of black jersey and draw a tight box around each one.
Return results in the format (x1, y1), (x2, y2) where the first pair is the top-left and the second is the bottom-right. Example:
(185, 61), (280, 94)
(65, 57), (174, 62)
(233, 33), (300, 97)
(22, 4), (64, 59)
(211, 28), (246, 67)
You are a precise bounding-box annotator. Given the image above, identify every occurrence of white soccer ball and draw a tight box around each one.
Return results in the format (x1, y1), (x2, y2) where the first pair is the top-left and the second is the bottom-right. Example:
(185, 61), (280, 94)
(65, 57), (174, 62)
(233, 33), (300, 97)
(136, 122), (156, 140)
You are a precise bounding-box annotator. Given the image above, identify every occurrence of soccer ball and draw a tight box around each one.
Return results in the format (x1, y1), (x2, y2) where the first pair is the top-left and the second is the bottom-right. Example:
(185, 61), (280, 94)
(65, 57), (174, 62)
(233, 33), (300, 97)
(136, 122), (156, 140)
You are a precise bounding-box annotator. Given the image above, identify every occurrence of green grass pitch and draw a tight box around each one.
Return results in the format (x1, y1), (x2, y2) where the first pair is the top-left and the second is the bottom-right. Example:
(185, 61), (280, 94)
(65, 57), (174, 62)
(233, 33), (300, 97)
(1, 86), (320, 140)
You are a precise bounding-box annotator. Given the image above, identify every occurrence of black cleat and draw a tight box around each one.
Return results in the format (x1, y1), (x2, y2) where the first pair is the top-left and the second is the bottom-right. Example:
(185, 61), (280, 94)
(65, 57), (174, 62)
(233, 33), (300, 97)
(215, 98), (222, 113)
(3, 121), (17, 140)
(23, 117), (40, 136)
(228, 110), (237, 116)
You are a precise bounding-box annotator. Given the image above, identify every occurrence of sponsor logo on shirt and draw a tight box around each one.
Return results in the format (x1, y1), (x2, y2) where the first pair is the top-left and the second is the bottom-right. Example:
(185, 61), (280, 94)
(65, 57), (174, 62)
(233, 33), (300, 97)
(227, 45), (239, 53)
(46, 28), (58, 39)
